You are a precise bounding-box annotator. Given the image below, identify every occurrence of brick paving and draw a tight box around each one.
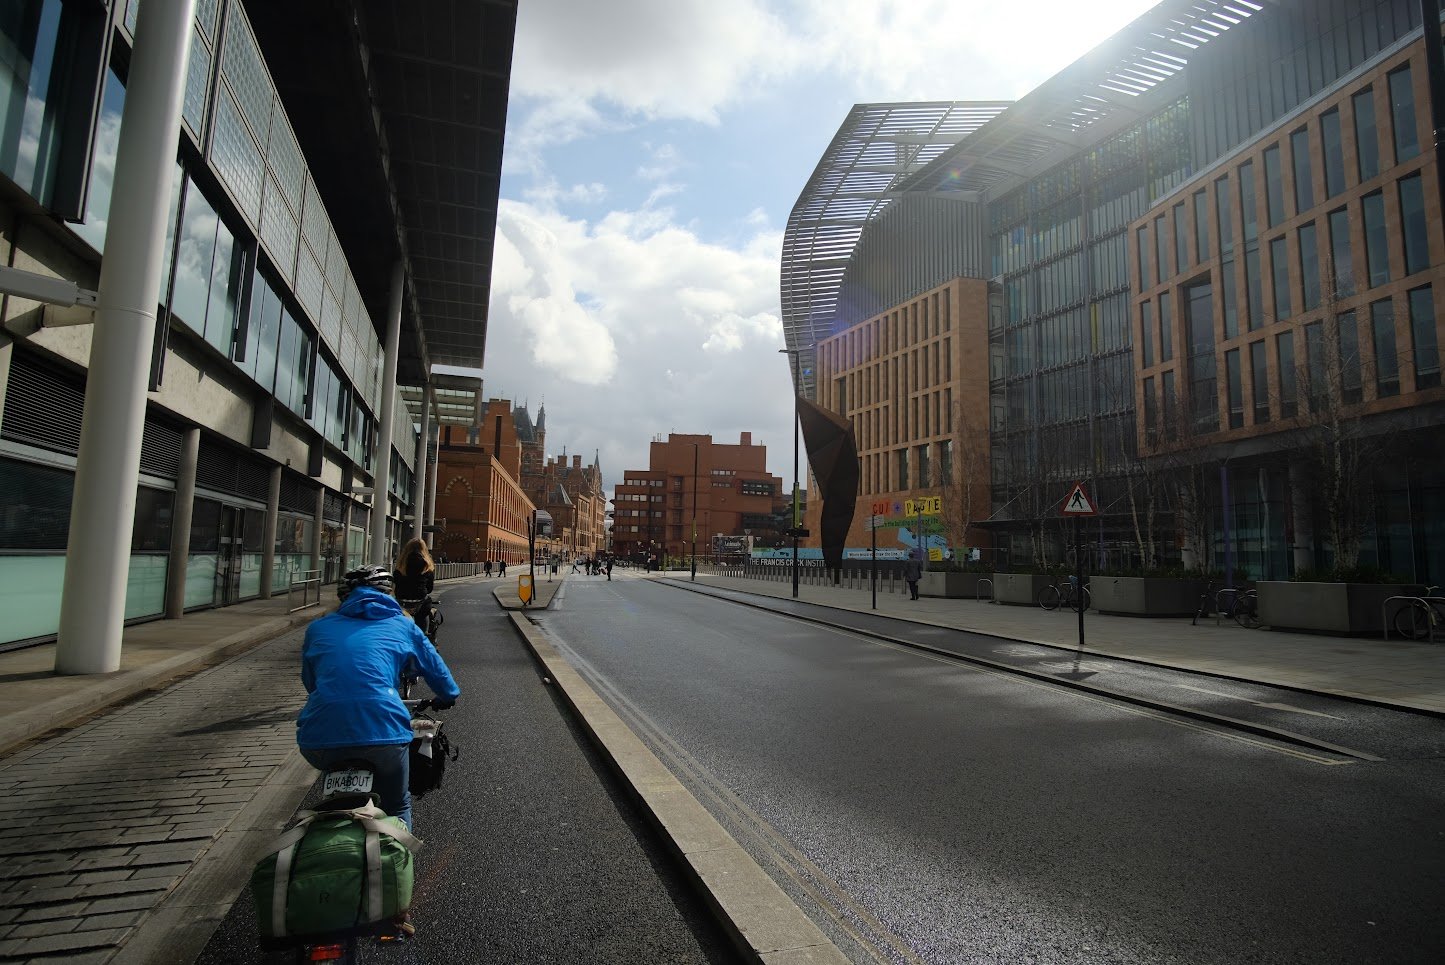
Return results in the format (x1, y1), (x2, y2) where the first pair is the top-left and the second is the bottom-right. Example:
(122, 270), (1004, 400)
(0, 628), (308, 963)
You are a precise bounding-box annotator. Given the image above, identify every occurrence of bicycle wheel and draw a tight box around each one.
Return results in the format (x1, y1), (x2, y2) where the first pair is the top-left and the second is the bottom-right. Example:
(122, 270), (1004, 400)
(1070, 586), (1091, 613)
(1039, 585), (1062, 611)
(1233, 591), (1262, 629)
(1394, 602), (1431, 640)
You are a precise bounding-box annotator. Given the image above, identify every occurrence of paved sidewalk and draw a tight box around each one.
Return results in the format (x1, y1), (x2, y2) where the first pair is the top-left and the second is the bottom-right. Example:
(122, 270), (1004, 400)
(671, 570), (1445, 714)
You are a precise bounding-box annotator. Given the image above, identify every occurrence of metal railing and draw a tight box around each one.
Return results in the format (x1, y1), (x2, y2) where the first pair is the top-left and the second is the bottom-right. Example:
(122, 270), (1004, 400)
(287, 569), (322, 613)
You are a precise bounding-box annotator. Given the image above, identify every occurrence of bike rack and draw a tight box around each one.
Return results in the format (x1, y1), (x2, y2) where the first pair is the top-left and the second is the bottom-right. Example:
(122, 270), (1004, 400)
(287, 569), (323, 613)
(1383, 595), (1445, 642)
(976, 578), (994, 603)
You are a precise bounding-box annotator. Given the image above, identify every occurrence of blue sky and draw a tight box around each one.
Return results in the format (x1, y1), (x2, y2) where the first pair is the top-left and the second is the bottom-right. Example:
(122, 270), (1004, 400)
(474, 0), (1158, 490)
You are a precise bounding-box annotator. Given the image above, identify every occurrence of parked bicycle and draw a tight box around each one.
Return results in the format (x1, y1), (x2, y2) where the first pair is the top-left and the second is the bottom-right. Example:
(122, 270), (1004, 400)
(1039, 575), (1090, 612)
(1192, 582), (1262, 629)
(1391, 586), (1445, 641)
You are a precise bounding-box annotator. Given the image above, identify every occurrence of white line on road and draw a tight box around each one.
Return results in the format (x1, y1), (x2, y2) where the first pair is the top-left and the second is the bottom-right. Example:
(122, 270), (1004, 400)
(1174, 685), (1345, 720)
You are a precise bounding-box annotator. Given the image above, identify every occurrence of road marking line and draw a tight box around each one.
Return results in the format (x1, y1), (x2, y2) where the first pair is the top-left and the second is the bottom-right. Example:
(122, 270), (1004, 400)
(1175, 685), (1346, 720)
(1254, 702), (1345, 720)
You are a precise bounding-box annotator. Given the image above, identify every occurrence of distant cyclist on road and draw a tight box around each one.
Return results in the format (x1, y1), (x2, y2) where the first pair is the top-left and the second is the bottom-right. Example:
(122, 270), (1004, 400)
(297, 565), (460, 832)
(393, 538), (439, 641)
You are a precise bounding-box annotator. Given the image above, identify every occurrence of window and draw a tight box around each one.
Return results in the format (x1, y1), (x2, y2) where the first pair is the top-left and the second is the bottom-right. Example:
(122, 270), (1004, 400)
(1216, 176), (1234, 254)
(896, 449), (909, 490)
(1277, 330), (1298, 418)
(1238, 160), (1257, 242)
(1388, 65), (1419, 164)
(1193, 191), (1209, 264)
(1263, 145), (1285, 227)
(1184, 281), (1217, 433)
(1270, 236), (1292, 321)
(916, 444), (931, 485)
(170, 175), (245, 358)
(1328, 208), (1354, 297)
(1298, 222), (1319, 313)
(1143, 375), (1157, 436)
(241, 270), (283, 391)
(1158, 291), (1173, 362)
(1250, 340), (1270, 423)
(1372, 298), (1400, 398)
(1408, 286), (1440, 390)
(72, 68), (125, 251)
(1354, 88), (1379, 182)
(1155, 215), (1170, 280)
(1137, 226), (1151, 288)
(939, 440), (953, 483)
(1222, 259), (1238, 339)
(1337, 311), (1362, 406)
(1244, 243), (1262, 332)
(1162, 369), (1178, 434)
(1398, 174), (1428, 276)
(1320, 109), (1345, 198)
(1174, 203), (1188, 272)
(1303, 321), (1326, 413)
(1140, 301), (1154, 367)
(1362, 191), (1390, 288)
(1225, 349), (1244, 429)
(1290, 128), (1313, 214)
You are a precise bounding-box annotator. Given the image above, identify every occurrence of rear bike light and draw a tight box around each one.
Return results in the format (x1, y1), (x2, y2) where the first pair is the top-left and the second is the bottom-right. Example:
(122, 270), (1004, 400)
(305, 944), (346, 961)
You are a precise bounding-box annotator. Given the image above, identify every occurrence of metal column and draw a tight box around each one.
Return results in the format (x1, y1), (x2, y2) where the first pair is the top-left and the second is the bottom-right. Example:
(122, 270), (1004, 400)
(412, 380), (431, 541)
(369, 261), (404, 563)
(259, 465), (281, 597)
(164, 427), (200, 619)
(425, 422), (439, 549)
(55, 0), (196, 675)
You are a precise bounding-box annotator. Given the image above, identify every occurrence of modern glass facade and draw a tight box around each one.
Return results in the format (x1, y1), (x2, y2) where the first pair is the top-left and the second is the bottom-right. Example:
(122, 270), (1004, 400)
(0, 0), (513, 650)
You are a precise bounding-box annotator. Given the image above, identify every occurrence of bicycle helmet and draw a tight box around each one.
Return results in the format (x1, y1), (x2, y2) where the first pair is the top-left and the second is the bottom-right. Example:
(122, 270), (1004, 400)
(339, 564), (394, 600)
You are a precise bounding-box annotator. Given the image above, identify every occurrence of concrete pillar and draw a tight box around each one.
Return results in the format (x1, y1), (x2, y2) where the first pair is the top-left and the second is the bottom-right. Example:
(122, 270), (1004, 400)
(339, 497), (353, 573)
(310, 486), (324, 578)
(369, 261), (403, 563)
(55, 0), (195, 675)
(164, 427), (200, 619)
(412, 380), (430, 541)
(259, 465), (281, 597)
(425, 421), (439, 549)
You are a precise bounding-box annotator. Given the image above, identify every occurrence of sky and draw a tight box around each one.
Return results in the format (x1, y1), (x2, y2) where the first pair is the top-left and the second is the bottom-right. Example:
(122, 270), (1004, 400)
(463, 0), (1159, 495)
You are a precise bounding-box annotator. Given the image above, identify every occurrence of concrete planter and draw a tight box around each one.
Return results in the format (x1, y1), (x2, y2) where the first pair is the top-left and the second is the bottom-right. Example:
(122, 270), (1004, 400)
(992, 573), (1055, 607)
(919, 571), (993, 599)
(1257, 581), (1427, 636)
(1091, 576), (1206, 617)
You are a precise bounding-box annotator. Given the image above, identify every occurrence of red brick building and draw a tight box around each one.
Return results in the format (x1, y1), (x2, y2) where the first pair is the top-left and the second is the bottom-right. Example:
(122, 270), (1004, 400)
(612, 432), (786, 563)
(432, 399), (534, 565)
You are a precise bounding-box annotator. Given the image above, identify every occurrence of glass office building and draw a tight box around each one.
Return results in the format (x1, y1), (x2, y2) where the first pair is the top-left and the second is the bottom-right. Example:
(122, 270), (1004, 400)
(0, 0), (514, 650)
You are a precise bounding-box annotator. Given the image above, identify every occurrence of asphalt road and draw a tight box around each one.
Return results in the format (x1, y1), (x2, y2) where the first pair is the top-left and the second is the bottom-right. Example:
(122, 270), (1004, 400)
(197, 579), (740, 964)
(530, 573), (1445, 965)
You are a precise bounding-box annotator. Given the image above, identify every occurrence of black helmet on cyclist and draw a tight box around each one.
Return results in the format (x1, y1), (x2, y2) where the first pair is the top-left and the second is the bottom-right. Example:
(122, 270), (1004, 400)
(339, 564), (394, 600)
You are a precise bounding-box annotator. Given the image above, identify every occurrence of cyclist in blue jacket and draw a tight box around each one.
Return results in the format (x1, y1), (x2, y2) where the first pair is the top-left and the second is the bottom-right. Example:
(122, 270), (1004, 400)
(297, 565), (460, 832)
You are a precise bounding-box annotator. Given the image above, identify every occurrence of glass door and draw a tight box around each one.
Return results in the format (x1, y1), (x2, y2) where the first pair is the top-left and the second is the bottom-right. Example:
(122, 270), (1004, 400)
(216, 505), (244, 604)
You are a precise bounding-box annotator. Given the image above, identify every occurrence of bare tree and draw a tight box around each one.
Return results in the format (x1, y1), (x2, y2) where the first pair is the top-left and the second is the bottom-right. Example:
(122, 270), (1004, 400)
(935, 398), (983, 561)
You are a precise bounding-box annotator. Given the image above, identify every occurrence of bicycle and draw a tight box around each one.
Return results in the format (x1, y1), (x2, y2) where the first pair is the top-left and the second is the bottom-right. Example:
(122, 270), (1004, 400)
(256, 697), (446, 963)
(1391, 586), (1445, 641)
(1039, 576), (1090, 612)
(1192, 582), (1262, 629)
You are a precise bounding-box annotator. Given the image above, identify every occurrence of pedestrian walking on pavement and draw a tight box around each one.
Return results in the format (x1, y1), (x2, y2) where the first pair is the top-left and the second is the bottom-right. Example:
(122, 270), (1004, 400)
(484, 559), (492, 577)
(905, 551), (923, 600)
(498, 559), (507, 577)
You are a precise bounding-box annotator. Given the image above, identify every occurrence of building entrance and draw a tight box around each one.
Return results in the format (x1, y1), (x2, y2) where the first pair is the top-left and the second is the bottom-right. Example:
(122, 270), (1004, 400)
(215, 505), (246, 605)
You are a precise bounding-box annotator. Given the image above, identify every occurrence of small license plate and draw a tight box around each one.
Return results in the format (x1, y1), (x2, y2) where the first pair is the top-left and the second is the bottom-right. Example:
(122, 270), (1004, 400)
(323, 768), (373, 796)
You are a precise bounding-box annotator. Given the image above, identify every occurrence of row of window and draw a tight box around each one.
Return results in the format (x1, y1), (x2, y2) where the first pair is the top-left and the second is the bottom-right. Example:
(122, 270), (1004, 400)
(824, 288), (954, 375)
(857, 440), (956, 495)
(1141, 63), (1421, 288)
(1140, 169), (1434, 362)
(847, 388), (955, 456)
(829, 336), (955, 417)
(1144, 284), (1441, 439)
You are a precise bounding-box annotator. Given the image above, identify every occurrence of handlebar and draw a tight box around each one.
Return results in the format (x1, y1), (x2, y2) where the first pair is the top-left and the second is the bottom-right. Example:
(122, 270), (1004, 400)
(403, 697), (453, 713)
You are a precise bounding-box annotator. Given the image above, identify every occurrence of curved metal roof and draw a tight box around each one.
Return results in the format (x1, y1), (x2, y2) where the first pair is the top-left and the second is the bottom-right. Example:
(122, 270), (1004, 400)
(780, 102), (1010, 399)
(899, 0), (1266, 199)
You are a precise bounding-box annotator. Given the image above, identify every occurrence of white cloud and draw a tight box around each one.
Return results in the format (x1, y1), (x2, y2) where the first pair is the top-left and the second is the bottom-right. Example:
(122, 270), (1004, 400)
(483, 200), (795, 485)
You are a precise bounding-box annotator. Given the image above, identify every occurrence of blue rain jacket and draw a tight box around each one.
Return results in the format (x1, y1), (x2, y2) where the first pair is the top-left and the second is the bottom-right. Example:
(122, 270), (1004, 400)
(297, 587), (461, 750)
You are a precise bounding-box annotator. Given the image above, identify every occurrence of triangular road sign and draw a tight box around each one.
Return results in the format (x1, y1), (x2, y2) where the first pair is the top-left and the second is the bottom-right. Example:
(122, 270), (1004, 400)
(1061, 482), (1097, 516)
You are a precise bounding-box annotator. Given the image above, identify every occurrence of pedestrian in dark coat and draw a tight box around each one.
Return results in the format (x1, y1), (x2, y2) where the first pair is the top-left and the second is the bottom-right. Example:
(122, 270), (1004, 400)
(904, 551), (923, 600)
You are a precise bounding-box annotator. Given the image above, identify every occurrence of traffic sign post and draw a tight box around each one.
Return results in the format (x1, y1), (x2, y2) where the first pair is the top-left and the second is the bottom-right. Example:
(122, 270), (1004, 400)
(1059, 482), (1096, 663)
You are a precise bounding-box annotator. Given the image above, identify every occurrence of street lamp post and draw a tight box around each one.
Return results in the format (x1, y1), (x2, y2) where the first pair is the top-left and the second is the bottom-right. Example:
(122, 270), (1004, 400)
(779, 348), (802, 598)
(691, 442), (699, 581)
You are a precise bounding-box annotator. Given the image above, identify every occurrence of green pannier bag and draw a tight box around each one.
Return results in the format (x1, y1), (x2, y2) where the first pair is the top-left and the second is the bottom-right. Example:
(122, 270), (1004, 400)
(250, 799), (422, 939)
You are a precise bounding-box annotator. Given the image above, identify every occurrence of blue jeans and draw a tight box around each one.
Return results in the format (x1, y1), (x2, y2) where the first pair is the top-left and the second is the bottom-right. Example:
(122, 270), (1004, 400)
(301, 742), (412, 831)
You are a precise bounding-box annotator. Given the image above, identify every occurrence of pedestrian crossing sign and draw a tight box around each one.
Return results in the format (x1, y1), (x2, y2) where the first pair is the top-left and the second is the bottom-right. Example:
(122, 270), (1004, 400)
(1061, 482), (1096, 516)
